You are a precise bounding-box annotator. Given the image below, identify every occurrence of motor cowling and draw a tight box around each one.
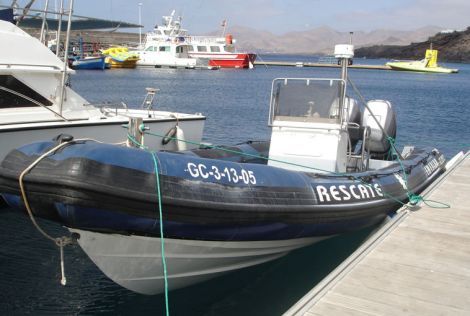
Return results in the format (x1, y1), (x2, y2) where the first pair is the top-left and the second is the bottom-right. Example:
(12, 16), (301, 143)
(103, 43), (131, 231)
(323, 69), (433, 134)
(363, 100), (396, 154)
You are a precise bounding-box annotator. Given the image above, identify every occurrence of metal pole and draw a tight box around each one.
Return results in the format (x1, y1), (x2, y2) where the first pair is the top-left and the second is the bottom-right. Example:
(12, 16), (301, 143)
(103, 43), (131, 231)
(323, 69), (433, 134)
(339, 57), (348, 120)
(127, 117), (144, 148)
(59, 0), (73, 116)
(39, 0), (50, 44)
(55, 0), (64, 56)
(138, 3), (142, 48)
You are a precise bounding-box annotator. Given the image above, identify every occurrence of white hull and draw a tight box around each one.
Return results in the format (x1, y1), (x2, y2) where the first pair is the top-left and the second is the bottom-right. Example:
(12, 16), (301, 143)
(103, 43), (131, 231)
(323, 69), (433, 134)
(70, 228), (328, 295)
(0, 20), (205, 161)
(0, 109), (204, 161)
(136, 51), (197, 68)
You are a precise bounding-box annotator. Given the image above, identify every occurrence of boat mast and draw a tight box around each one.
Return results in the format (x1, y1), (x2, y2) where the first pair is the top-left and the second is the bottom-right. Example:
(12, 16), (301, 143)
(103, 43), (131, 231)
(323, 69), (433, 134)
(335, 45), (353, 120)
(138, 2), (142, 48)
(55, 0), (64, 56)
(59, 0), (74, 116)
(15, 0), (35, 25)
(39, 0), (50, 44)
(337, 32), (354, 121)
(221, 19), (227, 37)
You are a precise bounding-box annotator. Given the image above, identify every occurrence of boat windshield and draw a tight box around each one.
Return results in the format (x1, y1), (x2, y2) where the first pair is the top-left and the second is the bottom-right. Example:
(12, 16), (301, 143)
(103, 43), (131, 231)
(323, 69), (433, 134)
(269, 78), (344, 125)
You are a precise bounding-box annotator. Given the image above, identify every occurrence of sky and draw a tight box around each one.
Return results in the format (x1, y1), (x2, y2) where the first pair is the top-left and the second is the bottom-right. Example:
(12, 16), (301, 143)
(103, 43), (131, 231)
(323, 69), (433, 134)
(4, 0), (470, 34)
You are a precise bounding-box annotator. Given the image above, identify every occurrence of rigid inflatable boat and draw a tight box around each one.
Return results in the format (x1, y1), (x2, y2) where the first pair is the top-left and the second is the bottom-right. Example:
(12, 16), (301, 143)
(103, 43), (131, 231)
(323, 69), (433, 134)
(0, 44), (446, 295)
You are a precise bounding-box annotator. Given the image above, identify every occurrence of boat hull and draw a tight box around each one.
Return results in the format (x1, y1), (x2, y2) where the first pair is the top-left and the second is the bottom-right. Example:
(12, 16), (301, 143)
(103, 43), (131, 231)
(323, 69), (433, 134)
(190, 53), (257, 68)
(0, 142), (445, 239)
(71, 56), (107, 70)
(0, 141), (446, 294)
(135, 51), (197, 68)
(0, 111), (205, 162)
(70, 228), (326, 295)
(105, 57), (138, 68)
(386, 61), (458, 73)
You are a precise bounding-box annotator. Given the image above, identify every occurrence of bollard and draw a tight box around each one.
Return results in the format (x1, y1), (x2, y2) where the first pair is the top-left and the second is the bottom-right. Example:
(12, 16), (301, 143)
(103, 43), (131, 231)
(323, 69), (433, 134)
(127, 117), (144, 148)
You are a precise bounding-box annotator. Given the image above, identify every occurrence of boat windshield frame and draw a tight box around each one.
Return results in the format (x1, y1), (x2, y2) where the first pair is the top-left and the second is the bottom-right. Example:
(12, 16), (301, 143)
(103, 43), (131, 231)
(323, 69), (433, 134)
(268, 78), (346, 126)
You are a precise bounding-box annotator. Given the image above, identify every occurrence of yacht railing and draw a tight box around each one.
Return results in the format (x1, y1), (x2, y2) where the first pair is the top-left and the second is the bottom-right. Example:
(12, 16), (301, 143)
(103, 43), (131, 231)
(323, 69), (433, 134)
(189, 36), (226, 44)
(58, 0), (74, 116)
(0, 63), (62, 72)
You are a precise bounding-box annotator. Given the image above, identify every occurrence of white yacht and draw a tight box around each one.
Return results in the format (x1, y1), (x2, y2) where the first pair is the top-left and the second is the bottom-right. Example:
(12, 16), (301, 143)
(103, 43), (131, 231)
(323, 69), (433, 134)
(134, 41), (200, 68)
(0, 20), (205, 161)
(134, 11), (209, 68)
(137, 10), (256, 69)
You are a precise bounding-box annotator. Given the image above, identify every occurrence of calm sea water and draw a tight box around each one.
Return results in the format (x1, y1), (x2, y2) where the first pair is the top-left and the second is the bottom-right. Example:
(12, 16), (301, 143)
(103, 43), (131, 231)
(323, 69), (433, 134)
(1, 55), (469, 315)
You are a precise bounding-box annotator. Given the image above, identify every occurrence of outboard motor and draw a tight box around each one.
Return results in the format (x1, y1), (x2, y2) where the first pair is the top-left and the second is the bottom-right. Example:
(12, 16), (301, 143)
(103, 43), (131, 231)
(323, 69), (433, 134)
(331, 97), (363, 149)
(345, 98), (362, 126)
(329, 97), (362, 125)
(363, 100), (397, 156)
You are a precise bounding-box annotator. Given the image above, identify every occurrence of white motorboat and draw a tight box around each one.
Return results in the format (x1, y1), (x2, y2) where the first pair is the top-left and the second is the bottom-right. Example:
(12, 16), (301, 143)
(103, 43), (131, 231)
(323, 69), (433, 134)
(139, 10), (256, 69)
(134, 41), (203, 69)
(0, 19), (205, 161)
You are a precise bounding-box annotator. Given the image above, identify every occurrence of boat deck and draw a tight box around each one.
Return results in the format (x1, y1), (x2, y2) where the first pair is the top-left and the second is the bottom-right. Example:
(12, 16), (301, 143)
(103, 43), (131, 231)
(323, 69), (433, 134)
(285, 151), (470, 315)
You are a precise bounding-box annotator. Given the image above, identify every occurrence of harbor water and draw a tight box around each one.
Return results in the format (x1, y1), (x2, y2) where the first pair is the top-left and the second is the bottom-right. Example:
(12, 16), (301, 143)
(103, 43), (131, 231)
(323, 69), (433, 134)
(1, 56), (469, 315)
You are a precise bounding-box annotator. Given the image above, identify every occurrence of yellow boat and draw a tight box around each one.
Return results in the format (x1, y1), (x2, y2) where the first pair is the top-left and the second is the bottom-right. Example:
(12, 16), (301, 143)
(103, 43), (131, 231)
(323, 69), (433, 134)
(101, 47), (139, 69)
(386, 49), (458, 73)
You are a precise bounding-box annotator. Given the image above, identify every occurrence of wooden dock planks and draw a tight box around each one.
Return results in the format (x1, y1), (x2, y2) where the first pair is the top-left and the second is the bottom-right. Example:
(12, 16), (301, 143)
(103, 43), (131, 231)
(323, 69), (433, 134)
(286, 152), (470, 315)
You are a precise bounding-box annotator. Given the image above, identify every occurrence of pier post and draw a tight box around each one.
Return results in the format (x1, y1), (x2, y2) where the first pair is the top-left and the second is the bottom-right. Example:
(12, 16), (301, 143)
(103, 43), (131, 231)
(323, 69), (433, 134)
(127, 117), (144, 148)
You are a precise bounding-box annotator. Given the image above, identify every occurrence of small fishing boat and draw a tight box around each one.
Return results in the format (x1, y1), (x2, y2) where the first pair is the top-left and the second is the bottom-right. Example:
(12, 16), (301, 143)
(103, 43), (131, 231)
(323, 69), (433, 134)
(386, 48), (458, 73)
(69, 55), (108, 70)
(68, 35), (109, 70)
(0, 44), (446, 295)
(101, 47), (139, 68)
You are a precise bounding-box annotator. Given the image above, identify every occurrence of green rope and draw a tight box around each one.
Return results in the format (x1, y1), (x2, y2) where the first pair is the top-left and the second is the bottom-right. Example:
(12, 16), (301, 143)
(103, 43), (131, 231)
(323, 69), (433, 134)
(387, 137), (449, 209)
(152, 128), (453, 208)
(144, 130), (339, 175)
(140, 129), (416, 207)
(127, 133), (170, 316)
(130, 127), (449, 220)
(151, 151), (170, 316)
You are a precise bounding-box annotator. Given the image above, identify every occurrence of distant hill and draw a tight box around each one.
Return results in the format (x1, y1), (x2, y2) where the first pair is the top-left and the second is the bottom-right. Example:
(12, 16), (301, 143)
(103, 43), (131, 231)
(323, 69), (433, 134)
(24, 23), (448, 58)
(355, 27), (470, 62)
(216, 25), (442, 55)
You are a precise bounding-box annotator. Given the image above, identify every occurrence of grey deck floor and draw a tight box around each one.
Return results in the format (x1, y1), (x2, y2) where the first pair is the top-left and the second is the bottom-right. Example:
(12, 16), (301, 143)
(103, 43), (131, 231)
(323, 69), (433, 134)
(286, 152), (470, 315)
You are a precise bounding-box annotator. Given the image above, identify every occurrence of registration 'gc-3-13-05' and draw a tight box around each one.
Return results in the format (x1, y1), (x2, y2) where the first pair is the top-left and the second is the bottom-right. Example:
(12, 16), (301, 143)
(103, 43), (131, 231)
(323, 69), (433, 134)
(186, 163), (257, 185)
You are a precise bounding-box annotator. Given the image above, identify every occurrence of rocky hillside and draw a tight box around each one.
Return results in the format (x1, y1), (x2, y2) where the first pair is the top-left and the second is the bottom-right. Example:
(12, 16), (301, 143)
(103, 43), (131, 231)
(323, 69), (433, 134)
(208, 26), (442, 55)
(355, 27), (470, 62)
(24, 24), (447, 57)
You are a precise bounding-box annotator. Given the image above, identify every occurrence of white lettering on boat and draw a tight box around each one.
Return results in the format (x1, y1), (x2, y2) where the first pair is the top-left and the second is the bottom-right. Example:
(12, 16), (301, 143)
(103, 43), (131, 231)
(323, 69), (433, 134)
(316, 183), (384, 203)
(423, 158), (440, 177)
(394, 173), (407, 190)
(186, 162), (257, 185)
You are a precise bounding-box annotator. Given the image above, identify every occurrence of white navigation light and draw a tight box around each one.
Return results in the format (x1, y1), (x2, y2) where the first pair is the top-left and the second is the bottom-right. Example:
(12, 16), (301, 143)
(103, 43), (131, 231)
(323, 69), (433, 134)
(334, 44), (354, 59)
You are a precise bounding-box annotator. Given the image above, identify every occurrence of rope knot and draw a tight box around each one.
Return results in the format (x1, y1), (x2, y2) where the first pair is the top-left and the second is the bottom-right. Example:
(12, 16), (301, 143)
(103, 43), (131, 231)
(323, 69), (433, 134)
(407, 193), (423, 205)
(55, 236), (73, 247)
